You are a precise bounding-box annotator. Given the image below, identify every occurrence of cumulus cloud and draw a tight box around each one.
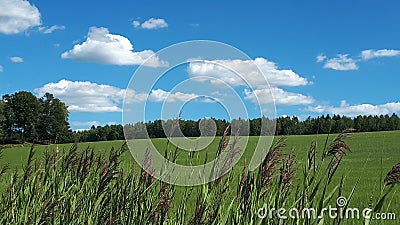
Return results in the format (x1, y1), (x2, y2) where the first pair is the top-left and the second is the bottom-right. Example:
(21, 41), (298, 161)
(307, 100), (400, 117)
(0, 0), (41, 34)
(187, 58), (312, 106)
(35, 80), (126, 113)
(71, 121), (117, 130)
(61, 27), (167, 67)
(316, 54), (327, 62)
(361, 49), (400, 60)
(318, 49), (400, 71)
(10, 56), (23, 63)
(124, 89), (148, 104)
(244, 87), (314, 106)
(133, 18), (168, 29)
(323, 54), (358, 71)
(35, 80), (203, 113)
(127, 88), (211, 104)
(132, 20), (140, 28)
(188, 58), (309, 88)
(149, 89), (199, 102)
(71, 121), (102, 127)
(38, 25), (65, 34)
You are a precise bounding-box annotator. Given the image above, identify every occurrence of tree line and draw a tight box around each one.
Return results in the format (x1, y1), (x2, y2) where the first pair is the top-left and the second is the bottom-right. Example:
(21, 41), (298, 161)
(1, 91), (400, 144)
(275, 114), (400, 135)
(82, 113), (400, 142)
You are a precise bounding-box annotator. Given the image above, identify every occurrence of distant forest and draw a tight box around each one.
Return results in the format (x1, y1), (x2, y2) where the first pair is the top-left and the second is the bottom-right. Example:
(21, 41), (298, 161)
(1, 91), (400, 144)
(61, 113), (400, 143)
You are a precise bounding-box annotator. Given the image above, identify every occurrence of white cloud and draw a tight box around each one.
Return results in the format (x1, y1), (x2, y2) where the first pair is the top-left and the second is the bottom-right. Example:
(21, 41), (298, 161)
(244, 87), (314, 106)
(188, 58), (312, 106)
(0, 65), (3, 72)
(126, 89), (204, 104)
(132, 20), (140, 28)
(149, 89), (198, 102)
(323, 54), (358, 71)
(124, 88), (148, 104)
(187, 58), (309, 88)
(316, 54), (327, 62)
(307, 100), (400, 117)
(35, 80), (126, 113)
(71, 121), (101, 127)
(319, 49), (400, 71)
(71, 121), (117, 130)
(61, 27), (167, 67)
(35, 80), (203, 113)
(361, 49), (400, 60)
(138, 18), (168, 29)
(10, 56), (23, 63)
(200, 96), (220, 103)
(38, 25), (65, 34)
(211, 91), (228, 97)
(0, 0), (41, 34)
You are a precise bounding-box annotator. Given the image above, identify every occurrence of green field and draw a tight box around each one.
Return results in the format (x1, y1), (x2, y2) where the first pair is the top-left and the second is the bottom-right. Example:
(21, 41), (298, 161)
(0, 130), (399, 224)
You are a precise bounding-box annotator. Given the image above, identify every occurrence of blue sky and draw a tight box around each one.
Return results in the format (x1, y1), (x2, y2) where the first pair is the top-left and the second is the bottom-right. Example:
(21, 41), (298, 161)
(1, 0), (400, 130)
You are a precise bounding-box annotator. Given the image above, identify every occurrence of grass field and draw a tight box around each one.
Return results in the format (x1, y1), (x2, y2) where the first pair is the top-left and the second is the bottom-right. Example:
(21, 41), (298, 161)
(0, 130), (399, 224)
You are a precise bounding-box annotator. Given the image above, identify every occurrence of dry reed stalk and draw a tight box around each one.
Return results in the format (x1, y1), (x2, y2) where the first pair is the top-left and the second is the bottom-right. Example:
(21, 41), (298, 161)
(216, 125), (230, 156)
(151, 181), (175, 225)
(260, 138), (285, 196)
(385, 162), (400, 186)
(140, 146), (155, 186)
(238, 159), (248, 195)
(325, 129), (354, 182)
(216, 129), (241, 186)
(280, 147), (296, 193)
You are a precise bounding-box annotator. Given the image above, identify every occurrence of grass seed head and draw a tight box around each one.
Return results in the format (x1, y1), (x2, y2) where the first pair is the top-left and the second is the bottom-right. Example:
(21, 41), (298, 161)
(385, 162), (400, 186)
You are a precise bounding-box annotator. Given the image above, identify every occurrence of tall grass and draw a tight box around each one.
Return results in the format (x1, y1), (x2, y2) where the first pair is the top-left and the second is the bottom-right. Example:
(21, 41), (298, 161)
(0, 129), (397, 224)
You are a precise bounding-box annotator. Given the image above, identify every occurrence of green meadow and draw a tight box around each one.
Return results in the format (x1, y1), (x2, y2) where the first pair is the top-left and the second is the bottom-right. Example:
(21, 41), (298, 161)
(0, 130), (399, 224)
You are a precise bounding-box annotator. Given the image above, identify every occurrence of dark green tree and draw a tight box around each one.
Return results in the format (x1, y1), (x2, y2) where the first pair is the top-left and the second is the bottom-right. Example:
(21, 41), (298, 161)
(8, 92), (41, 142)
(38, 93), (70, 143)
